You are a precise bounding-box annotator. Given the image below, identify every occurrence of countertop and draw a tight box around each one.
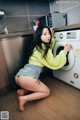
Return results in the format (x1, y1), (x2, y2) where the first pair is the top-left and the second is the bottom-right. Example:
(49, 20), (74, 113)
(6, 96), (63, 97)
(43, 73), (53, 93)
(0, 30), (34, 39)
(0, 23), (80, 39)
(55, 23), (80, 31)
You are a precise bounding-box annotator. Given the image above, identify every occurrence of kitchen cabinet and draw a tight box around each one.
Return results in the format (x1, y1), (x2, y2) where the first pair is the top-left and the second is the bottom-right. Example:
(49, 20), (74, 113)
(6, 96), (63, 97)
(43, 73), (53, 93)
(1, 35), (33, 90)
(0, 41), (9, 89)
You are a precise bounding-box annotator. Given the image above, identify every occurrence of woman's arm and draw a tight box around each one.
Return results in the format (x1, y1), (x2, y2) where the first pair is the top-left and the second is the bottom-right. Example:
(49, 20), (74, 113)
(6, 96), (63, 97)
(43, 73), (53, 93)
(36, 44), (72, 70)
(39, 49), (67, 70)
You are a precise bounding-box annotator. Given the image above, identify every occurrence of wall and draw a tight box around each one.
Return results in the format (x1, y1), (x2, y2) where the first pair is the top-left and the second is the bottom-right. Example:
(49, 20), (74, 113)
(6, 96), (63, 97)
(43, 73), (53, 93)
(49, 0), (80, 25)
(0, 0), (50, 32)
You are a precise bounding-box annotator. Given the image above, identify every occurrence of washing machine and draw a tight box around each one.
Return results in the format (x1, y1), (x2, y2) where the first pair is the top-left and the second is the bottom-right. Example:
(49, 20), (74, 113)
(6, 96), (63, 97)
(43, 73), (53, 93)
(53, 29), (80, 89)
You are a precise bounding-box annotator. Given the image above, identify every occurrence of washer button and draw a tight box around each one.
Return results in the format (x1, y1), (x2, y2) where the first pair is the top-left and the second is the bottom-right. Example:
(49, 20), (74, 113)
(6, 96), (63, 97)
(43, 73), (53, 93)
(74, 73), (79, 79)
(59, 33), (63, 39)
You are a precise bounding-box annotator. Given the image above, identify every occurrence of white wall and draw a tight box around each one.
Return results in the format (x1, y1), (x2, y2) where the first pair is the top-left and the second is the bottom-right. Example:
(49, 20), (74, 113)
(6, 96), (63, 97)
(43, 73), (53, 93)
(49, 0), (80, 25)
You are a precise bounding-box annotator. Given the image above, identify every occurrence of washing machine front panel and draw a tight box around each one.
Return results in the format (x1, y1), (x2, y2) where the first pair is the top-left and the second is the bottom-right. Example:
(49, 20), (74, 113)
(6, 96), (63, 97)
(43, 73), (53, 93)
(53, 67), (80, 89)
(53, 42), (80, 89)
(53, 29), (80, 89)
(53, 42), (75, 71)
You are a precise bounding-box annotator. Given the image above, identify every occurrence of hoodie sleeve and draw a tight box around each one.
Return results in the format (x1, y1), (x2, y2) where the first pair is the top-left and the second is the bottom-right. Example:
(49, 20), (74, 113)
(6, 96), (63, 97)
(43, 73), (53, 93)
(36, 48), (67, 70)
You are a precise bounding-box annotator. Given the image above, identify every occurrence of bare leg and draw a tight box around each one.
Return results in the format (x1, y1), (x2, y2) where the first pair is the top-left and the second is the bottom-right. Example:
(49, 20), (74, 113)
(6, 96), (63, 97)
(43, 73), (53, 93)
(15, 76), (50, 111)
(15, 76), (28, 96)
(18, 91), (49, 111)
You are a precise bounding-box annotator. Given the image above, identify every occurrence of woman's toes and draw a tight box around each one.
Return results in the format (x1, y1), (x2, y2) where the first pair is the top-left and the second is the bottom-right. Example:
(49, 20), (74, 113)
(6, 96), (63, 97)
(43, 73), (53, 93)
(18, 96), (26, 112)
(20, 106), (25, 112)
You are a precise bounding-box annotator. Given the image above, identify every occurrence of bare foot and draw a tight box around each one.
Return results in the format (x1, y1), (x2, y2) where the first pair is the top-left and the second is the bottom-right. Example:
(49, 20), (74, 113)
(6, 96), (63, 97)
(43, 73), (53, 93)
(18, 96), (28, 112)
(16, 89), (26, 96)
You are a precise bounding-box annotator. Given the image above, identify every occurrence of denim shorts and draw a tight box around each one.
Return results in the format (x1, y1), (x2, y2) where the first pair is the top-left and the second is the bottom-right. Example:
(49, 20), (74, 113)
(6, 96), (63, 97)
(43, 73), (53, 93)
(16, 64), (43, 79)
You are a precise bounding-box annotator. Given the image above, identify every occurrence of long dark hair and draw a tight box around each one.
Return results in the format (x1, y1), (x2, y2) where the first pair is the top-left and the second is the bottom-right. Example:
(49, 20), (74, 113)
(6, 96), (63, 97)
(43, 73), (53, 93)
(28, 25), (52, 60)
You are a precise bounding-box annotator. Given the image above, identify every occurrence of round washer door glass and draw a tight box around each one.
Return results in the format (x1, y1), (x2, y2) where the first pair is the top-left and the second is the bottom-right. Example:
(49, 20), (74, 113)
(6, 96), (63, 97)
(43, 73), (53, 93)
(53, 43), (75, 71)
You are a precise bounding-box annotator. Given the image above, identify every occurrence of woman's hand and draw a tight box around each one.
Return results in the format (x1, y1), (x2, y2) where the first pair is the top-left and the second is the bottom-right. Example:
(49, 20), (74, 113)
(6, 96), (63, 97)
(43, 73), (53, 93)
(64, 44), (72, 52)
(50, 28), (55, 34)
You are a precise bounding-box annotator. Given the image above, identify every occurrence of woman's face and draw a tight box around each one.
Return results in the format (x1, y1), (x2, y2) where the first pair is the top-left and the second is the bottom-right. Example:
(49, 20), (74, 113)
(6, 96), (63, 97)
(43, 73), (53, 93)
(41, 28), (51, 43)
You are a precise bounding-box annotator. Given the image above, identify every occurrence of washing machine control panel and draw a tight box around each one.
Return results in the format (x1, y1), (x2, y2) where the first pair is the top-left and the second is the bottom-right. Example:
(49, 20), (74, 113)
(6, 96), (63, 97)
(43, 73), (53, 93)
(67, 32), (76, 39)
(54, 29), (80, 41)
(59, 33), (63, 39)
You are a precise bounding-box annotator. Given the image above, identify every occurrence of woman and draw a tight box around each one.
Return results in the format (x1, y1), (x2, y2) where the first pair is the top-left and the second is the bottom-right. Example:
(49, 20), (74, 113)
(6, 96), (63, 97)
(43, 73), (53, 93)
(15, 25), (72, 111)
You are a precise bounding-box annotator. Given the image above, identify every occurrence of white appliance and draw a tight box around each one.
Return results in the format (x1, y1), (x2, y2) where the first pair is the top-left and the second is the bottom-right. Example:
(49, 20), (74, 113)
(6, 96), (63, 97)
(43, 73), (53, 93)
(53, 29), (80, 89)
(47, 12), (67, 28)
(38, 12), (67, 28)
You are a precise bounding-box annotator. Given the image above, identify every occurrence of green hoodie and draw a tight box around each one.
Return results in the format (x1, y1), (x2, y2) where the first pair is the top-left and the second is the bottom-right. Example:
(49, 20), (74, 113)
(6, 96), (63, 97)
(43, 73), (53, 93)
(29, 36), (67, 70)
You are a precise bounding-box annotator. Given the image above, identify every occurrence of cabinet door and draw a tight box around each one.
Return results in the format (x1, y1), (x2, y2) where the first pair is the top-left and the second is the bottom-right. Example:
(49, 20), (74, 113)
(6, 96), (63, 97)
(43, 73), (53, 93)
(1, 36), (24, 89)
(0, 42), (9, 89)
(1, 35), (33, 89)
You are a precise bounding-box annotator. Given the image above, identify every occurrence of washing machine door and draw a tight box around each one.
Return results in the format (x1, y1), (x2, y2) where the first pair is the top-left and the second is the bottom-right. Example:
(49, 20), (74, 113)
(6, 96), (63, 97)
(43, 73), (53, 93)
(53, 42), (75, 71)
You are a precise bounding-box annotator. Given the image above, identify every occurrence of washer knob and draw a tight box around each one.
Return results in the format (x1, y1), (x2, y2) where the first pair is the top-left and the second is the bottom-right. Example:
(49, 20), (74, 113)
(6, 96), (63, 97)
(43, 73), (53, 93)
(59, 33), (63, 39)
